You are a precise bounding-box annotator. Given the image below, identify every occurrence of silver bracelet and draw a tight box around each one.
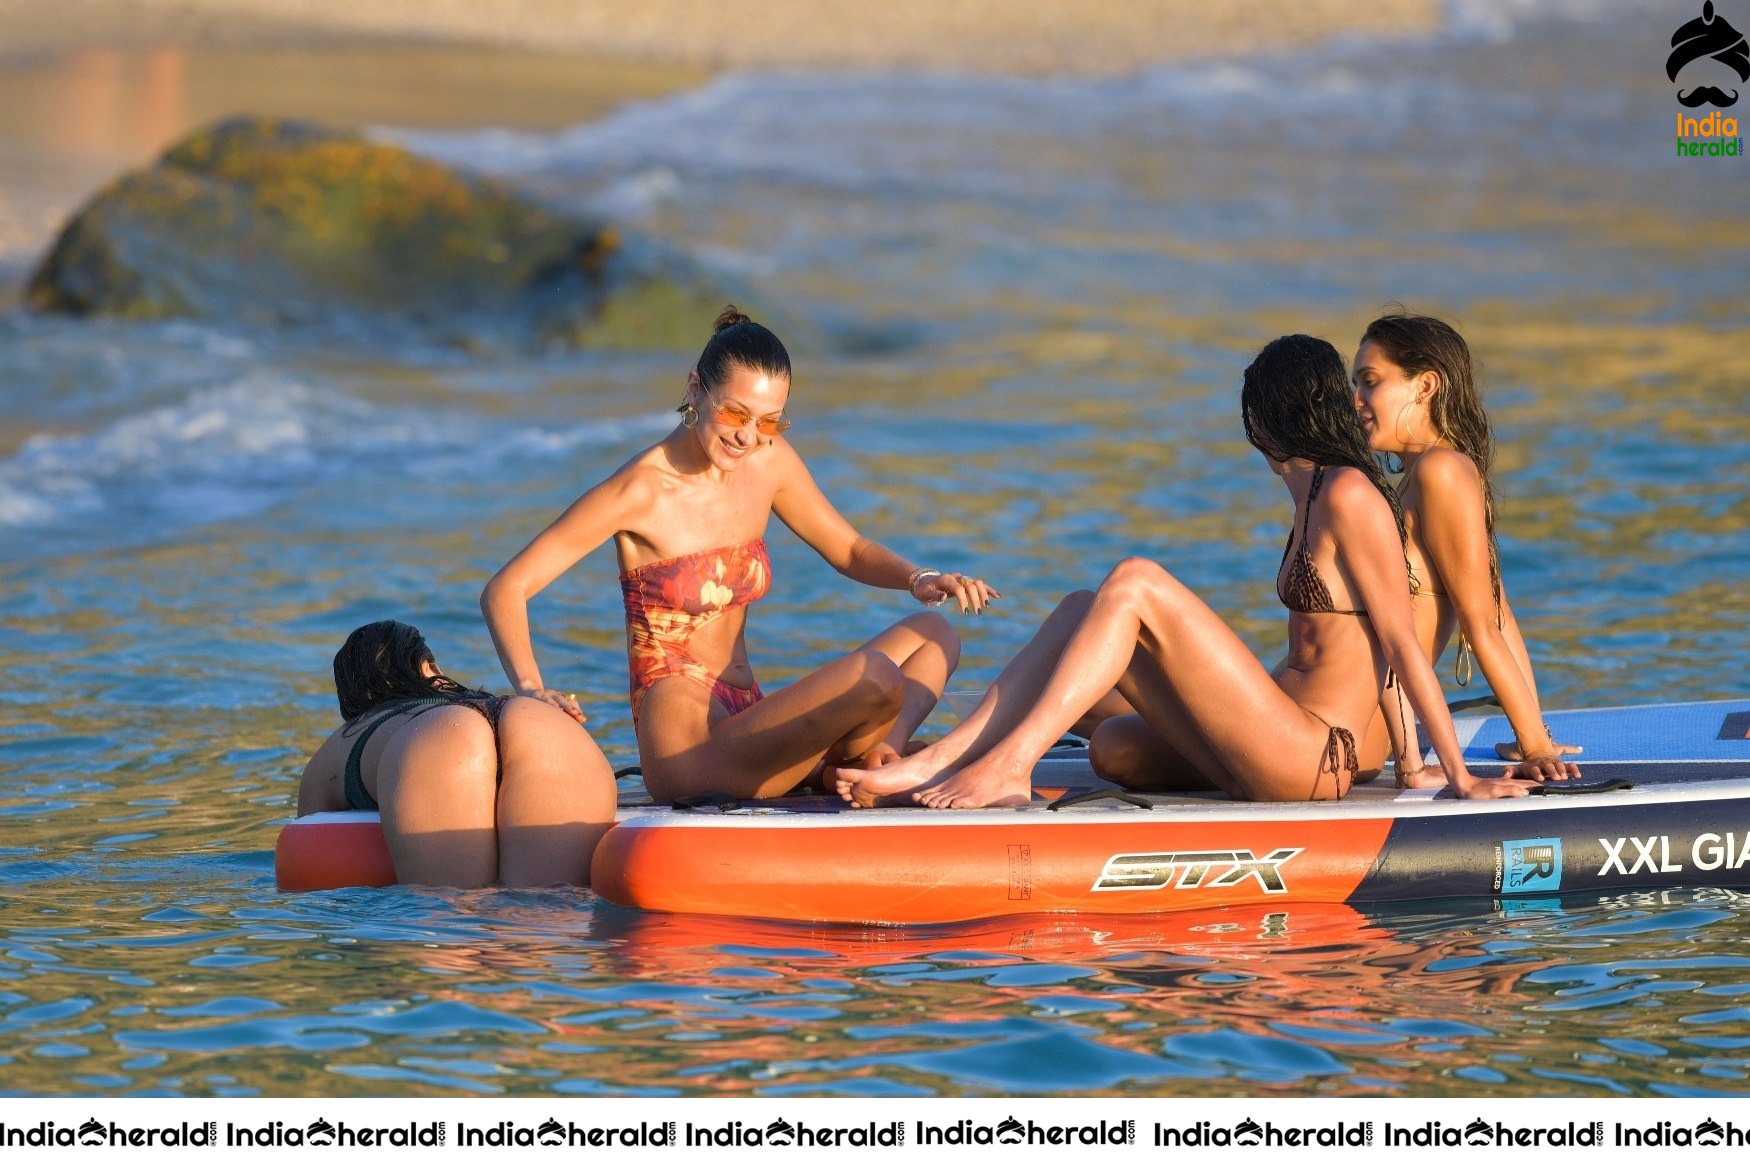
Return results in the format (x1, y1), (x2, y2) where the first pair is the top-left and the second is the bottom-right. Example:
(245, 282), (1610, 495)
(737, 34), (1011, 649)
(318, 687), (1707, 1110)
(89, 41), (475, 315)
(907, 568), (945, 605)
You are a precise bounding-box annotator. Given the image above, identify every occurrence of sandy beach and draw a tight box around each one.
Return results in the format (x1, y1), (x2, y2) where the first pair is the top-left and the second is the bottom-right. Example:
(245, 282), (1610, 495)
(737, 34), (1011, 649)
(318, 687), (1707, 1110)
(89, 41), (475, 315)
(3, 0), (1440, 73)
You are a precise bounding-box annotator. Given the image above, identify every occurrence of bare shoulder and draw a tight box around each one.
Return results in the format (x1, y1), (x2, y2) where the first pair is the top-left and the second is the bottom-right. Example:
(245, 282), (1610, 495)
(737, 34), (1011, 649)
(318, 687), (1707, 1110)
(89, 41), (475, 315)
(298, 726), (351, 814)
(602, 446), (669, 499)
(572, 446), (667, 523)
(1412, 448), (1483, 498)
(762, 434), (806, 474)
(1321, 466), (1398, 536)
(761, 435), (816, 491)
(1322, 465), (1390, 510)
(307, 725), (350, 769)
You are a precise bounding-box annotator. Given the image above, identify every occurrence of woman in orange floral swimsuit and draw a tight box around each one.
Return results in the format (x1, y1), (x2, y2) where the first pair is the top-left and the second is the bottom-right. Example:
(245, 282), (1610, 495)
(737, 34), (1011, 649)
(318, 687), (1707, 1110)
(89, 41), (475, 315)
(482, 306), (997, 802)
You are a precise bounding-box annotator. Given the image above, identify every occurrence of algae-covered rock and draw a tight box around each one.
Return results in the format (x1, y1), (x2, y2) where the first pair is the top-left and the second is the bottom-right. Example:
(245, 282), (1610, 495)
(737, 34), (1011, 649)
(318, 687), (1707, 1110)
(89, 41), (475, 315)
(25, 118), (727, 351)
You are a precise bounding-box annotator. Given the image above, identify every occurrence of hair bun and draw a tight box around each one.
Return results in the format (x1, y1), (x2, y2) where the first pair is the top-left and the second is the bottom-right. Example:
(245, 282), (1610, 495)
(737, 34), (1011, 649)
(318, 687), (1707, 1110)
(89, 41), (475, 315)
(713, 304), (753, 333)
(693, 304), (791, 391)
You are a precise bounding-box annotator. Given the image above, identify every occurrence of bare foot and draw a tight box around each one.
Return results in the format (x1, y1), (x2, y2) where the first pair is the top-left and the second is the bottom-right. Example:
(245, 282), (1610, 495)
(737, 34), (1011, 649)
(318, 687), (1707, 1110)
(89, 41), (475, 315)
(914, 753), (1032, 809)
(850, 741), (903, 769)
(829, 747), (952, 808)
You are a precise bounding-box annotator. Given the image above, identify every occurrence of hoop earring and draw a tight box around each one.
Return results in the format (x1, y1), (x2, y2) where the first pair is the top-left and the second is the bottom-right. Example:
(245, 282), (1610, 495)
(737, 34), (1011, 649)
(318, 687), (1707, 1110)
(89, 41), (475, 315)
(681, 403), (699, 428)
(1394, 401), (1430, 450)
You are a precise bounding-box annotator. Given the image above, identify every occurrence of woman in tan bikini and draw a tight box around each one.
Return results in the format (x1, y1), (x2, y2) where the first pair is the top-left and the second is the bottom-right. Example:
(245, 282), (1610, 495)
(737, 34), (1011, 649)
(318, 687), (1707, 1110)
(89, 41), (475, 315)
(298, 620), (615, 886)
(1351, 313), (1580, 785)
(837, 334), (1552, 809)
(481, 306), (997, 802)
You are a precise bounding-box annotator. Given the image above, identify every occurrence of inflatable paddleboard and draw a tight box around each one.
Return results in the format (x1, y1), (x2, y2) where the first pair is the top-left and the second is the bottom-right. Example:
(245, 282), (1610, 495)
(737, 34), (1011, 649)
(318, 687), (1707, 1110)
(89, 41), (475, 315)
(277, 697), (1750, 924)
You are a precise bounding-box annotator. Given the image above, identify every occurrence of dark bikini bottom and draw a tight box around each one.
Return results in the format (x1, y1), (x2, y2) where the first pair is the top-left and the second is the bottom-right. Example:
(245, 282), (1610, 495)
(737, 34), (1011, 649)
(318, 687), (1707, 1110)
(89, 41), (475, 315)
(1310, 717), (1359, 800)
(342, 696), (506, 812)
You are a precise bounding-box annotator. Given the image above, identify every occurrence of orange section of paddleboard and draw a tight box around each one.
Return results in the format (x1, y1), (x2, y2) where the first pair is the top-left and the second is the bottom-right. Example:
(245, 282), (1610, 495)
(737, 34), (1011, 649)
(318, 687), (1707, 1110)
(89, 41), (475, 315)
(592, 814), (1395, 925)
(275, 816), (396, 891)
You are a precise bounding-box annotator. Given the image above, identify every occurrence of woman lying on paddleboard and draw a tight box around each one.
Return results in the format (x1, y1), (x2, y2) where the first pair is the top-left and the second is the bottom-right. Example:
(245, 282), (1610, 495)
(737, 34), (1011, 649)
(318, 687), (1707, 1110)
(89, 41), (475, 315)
(298, 620), (615, 885)
(837, 334), (1551, 808)
(482, 306), (996, 802)
(1350, 313), (1581, 785)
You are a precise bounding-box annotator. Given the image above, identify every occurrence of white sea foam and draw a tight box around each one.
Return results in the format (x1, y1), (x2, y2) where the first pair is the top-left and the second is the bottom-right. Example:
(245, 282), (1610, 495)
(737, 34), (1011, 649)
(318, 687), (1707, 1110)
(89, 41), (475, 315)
(1444, 0), (1665, 43)
(383, 0), (1647, 224)
(382, 1), (1640, 153)
(382, 70), (1120, 208)
(589, 165), (685, 220)
(0, 373), (670, 544)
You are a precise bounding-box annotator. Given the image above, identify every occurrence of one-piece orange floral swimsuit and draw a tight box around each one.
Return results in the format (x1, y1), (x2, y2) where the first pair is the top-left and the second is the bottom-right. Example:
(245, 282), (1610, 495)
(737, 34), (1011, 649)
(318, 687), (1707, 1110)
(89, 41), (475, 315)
(619, 538), (772, 729)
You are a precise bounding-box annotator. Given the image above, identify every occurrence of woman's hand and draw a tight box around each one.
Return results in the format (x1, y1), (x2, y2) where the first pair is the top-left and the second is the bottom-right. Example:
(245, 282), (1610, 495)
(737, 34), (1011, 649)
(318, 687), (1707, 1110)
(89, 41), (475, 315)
(519, 687), (587, 725)
(912, 571), (1001, 614)
(1495, 738), (1583, 763)
(1416, 763), (1536, 798)
(1450, 771), (1538, 799)
(1502, 752), (1582, 782)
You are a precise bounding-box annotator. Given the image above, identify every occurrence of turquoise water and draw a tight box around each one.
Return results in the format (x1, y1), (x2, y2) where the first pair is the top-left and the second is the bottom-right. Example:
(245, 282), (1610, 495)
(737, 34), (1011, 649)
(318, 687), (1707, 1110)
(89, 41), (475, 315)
(3, 4), (1750, 1096)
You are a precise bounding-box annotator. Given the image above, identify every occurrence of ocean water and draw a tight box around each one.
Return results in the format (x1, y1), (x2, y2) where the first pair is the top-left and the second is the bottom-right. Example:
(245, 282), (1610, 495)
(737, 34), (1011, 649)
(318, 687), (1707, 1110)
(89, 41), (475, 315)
(2, 2), (1749, 1097)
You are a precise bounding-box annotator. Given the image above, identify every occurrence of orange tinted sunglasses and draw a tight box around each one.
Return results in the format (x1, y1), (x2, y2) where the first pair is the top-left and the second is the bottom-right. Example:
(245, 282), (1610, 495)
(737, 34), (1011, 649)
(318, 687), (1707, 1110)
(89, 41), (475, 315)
(704, 385), (791, 436)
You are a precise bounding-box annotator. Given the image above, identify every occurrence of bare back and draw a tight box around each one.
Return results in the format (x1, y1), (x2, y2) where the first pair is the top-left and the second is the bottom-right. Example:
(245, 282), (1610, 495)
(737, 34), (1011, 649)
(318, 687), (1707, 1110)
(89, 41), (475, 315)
(1270, 466), (1395, 739)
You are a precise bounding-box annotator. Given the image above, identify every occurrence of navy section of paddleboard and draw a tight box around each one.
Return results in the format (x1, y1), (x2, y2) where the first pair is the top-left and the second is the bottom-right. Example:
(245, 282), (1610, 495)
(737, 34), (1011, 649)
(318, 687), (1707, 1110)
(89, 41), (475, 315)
(1460, 699), (1750, 765)
(1356, 781), (1750, 902)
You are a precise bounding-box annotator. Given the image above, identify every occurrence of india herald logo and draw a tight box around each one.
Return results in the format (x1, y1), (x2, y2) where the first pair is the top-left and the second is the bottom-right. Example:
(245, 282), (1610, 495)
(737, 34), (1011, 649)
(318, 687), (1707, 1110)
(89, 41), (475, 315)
(1091, 848), (1302, 893)
(1669, 2), (1749, 108)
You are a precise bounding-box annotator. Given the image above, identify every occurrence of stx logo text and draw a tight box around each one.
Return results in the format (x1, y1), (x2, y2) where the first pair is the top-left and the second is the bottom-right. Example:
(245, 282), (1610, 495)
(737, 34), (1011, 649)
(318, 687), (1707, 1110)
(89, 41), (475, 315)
(1092, 848), (1303, 893)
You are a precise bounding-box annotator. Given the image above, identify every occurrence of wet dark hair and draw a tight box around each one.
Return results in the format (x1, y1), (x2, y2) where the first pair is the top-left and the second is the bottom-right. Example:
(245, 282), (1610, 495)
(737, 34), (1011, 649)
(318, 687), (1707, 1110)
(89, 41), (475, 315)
(332, 620), (494, 721)
(1360, 313), (1500, 608)
(1242, 334), (1407, 545)
(682, 305), (791, 413)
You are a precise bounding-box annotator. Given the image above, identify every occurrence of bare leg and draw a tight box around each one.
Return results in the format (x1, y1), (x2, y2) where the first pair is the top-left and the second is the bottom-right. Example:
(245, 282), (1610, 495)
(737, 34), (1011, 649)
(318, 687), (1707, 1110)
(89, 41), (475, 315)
(915, 557), (1351, 808)
(1091, 640), (1248, 793)
(1073, 689), (1136, 740)
(639, 645), (906, 801)
(376, 707), (498, 887)
(834, 591), (1096, 805)
(856, 611), (960, 758)
(792, 611), (961, 791)
(1087, 713), (1220, 792)
(494, 697), (617, 887)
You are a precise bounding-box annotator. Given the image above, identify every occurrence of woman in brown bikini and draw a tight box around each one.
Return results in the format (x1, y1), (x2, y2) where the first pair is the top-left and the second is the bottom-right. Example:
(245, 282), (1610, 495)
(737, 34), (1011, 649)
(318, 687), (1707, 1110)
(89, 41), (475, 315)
(481, 306), (997, 802)
(837, 334), (1552, 809)
(1351, 313), (1580, 785)
(298, 620), (615, 886)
